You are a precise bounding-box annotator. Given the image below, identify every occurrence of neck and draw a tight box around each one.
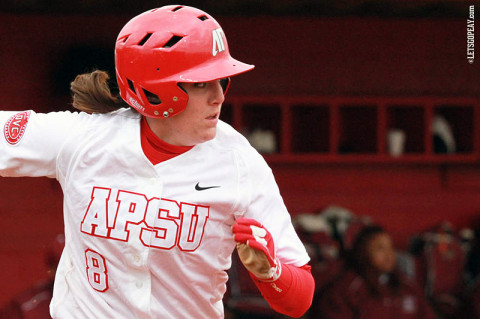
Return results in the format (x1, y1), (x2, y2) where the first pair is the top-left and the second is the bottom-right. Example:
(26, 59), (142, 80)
(140, 117), (193, 165)
(145, 116), (187, 146)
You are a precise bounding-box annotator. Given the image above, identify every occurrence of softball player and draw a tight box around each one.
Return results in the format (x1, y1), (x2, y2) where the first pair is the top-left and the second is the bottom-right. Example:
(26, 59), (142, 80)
(0, 5), (314, 318)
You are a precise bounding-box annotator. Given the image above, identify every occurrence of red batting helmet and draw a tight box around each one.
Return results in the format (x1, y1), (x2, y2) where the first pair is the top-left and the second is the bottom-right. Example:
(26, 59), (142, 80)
(115, 5), (254, 118)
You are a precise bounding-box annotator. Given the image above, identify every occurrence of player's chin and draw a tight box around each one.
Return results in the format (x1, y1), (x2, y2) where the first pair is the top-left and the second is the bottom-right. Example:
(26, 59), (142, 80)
(197, 127), (217, 144)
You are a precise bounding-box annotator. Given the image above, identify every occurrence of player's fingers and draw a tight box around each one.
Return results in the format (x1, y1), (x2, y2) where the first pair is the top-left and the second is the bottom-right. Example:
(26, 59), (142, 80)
(233, 224), (268, 245)
(232, 223), (267, 237)
(234, 233), (270, 258)
(233, 232), (255, 244)
(234, 217), (263, 228)
(250, 225), (267, 243)
(246, 239), (268, 253)
(231, 223), (253, 235)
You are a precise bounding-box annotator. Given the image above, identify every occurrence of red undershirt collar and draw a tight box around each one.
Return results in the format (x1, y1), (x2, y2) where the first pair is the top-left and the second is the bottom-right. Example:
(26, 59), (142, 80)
(140, 116), (194, 165)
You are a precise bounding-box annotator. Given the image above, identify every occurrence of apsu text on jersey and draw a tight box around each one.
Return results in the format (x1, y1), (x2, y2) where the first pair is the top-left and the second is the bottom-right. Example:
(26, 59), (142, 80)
(81, 186), (209, 251)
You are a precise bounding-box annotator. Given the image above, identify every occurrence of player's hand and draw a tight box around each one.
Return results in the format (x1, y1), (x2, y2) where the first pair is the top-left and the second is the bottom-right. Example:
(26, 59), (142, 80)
(232, 217), (281, 281)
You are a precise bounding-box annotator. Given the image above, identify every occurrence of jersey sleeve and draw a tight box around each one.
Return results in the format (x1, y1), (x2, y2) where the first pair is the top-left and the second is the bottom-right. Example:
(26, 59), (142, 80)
(0, 110), (87, 178)
(236, 149), (310, 267)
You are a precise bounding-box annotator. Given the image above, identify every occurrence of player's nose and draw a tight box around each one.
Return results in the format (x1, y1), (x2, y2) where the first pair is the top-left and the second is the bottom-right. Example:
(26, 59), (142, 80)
(209, 80), (225, 105)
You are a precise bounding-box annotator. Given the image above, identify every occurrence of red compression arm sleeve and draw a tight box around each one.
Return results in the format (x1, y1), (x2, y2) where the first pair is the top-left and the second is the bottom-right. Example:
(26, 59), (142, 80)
(250, 263), (315, 318)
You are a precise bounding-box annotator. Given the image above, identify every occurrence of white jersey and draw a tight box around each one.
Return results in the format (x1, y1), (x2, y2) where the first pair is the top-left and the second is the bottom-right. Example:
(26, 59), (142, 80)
(0, 108), (310, 319)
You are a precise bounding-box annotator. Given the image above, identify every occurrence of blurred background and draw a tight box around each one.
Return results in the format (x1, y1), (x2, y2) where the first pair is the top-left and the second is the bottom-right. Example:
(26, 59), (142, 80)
(0, 0), (479, 318)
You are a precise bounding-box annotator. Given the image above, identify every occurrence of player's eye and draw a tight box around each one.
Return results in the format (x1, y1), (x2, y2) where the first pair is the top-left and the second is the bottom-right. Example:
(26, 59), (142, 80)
(193, 82), (207, 88)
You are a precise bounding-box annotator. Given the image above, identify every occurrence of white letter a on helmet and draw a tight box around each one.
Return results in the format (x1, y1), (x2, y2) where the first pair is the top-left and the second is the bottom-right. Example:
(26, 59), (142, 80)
(212, 28), (225, 56)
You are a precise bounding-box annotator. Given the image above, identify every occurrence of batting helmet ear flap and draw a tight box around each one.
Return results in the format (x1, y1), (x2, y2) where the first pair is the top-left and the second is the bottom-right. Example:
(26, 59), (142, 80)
(147, 82), (189, 118)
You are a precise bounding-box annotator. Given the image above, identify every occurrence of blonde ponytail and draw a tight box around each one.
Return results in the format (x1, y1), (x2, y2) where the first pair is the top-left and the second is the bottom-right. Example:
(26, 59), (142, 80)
(70, 70), (128, 114)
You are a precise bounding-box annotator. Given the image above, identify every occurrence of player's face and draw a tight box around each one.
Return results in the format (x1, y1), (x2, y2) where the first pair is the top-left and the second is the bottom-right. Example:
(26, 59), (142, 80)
(366, 232), (397, 274)
(146, 79), (225, 146)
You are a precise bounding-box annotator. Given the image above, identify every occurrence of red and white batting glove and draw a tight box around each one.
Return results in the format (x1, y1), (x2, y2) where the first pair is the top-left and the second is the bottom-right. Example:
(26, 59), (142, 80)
(232, 217), (281, 281)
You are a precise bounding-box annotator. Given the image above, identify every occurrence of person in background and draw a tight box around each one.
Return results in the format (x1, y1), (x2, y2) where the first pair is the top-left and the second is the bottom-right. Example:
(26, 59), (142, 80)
(318, 225), (435, 319)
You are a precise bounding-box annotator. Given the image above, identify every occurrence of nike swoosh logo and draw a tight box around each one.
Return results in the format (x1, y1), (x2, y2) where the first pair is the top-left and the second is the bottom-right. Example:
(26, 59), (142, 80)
(195, 182), (220, 191)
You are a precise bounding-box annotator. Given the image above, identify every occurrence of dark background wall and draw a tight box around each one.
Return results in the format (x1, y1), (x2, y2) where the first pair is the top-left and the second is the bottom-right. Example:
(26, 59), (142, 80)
(1, 4), (479, 306)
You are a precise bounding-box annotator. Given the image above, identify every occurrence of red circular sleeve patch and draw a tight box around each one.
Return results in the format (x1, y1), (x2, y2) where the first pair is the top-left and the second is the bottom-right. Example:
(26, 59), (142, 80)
(4, 111), (31, 145)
